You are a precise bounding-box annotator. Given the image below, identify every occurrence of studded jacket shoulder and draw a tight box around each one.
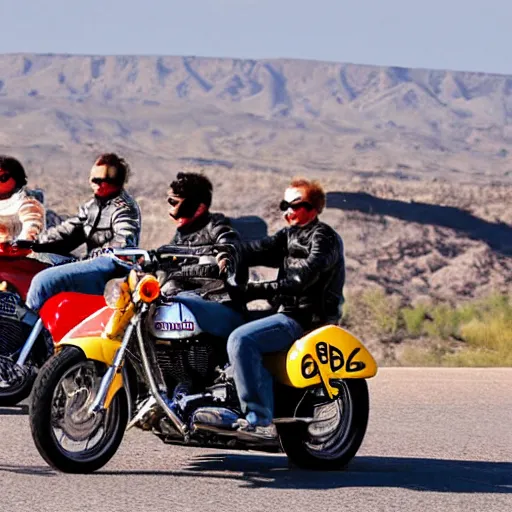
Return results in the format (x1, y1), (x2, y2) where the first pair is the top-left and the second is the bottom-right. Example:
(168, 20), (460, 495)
(38, 190), (141, 256)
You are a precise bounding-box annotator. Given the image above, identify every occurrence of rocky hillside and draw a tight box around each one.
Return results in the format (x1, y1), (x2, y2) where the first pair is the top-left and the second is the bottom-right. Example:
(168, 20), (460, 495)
(0, 53), (511, 183)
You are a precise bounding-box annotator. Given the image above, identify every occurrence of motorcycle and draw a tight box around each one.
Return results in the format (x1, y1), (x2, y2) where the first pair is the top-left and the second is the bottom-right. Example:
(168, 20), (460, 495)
(29, 246), (378, 473)
(0, 243), (107, 406)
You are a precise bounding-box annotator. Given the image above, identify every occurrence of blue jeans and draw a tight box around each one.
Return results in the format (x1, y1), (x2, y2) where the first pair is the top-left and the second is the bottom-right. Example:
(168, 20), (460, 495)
(26, 256), (132, 312)
(227, 313), (304, 424)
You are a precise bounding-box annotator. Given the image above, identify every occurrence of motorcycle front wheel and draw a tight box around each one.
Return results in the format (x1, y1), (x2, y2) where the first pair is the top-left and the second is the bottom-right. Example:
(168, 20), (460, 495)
(29, 347), (128, 474)
(277, 379), (370, 470)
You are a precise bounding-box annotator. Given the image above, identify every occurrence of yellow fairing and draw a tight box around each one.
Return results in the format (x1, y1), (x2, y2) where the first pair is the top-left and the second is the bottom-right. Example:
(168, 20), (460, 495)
(268, 325), (378, 399)
(103, 303), (135, 340)
(55, 336), (123, 409)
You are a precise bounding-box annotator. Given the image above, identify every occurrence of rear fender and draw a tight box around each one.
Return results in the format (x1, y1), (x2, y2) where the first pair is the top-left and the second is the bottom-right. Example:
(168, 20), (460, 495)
(267, 325), (378, 399)
(0, 258), (50, 300)
(56, 335), (123, 409)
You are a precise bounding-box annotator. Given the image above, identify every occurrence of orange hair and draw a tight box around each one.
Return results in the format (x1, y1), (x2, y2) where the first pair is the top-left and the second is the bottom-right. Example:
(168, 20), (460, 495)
(289, 177), (326, 213)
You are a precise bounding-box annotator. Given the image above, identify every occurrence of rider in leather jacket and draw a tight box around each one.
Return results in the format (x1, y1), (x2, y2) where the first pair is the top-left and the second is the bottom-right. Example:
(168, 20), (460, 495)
(242, 214), (345, 331)
(25, 153), (141, 312)
(156, 172), (244, 290)
(35, 155), (140, 257)
(150, 172), (245, 398)
(225, 178), (345, 437)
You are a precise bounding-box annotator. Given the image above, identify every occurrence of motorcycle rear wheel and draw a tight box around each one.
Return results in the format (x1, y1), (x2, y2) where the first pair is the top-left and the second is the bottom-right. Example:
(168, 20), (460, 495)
(29, 346), (128, 474)
(0, 315), (43, 407)
(277, 379), (369, 470)
(0, 356), (35, 406)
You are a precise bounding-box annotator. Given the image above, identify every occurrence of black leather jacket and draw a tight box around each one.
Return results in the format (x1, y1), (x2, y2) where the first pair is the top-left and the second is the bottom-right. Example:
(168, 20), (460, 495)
(37, 190), (141, 255)
(243, 218), (345, 329)
(157, 212), (244, 282)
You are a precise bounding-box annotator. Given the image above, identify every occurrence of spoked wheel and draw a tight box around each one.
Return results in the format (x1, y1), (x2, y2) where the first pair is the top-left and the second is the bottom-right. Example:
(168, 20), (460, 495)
(30, 347), (128, 473)
(277, 379), (370, 470)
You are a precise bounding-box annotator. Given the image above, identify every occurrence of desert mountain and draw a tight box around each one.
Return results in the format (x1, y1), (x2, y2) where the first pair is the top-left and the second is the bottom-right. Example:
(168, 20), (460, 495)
(0, 53), (511, 183)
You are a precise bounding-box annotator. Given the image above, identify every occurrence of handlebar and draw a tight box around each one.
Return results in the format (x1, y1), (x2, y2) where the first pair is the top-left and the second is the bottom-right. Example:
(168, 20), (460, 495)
(111, 246), (241, 297)
(0, 240), (35, 257)
(110, 246), (236, 278)
(110, 248), (152, 264)
(7, 240), (240, 291)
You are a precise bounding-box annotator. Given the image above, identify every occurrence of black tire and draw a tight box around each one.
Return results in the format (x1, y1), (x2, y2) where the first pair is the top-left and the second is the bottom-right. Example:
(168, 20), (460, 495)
(0, 315), (47, 407)
(29, 347), (128, 474)
(0, 371), (34, 407)
(277, 379), (370, 470)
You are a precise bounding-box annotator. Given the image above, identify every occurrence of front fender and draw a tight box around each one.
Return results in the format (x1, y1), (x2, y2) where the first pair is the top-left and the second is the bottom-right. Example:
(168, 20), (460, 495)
(267, 325), (378, 399)
(39, 292), (107, 342)
(56, 336), (123, 409)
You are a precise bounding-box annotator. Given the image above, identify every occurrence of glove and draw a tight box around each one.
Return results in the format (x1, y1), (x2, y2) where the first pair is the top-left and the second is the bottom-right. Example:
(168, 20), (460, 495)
(215, 252), (236, 275)
(12, 239), (35, 250)
(214, 243), (238, 275)
(89, 247), (114, 259)
(245, 281), (274, 302)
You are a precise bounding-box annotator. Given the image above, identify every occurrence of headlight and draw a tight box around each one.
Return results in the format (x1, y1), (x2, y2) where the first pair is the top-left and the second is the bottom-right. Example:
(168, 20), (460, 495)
(134, 275), (160, 303)
(103, 278), (131, 310)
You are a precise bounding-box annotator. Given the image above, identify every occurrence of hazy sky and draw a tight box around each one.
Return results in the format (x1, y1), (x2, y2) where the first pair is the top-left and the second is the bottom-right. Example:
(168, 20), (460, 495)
(0, 0), (509, 74)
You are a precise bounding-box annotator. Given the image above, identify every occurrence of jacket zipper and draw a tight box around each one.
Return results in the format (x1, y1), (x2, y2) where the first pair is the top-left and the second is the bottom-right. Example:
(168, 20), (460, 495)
(87, 200), (105, 243)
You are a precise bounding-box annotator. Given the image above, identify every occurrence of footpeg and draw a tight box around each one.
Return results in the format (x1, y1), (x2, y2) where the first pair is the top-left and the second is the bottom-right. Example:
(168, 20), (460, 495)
(0, 357), (32, 388)
(126, 396), (159, 431)
(191, 406), (240, 429)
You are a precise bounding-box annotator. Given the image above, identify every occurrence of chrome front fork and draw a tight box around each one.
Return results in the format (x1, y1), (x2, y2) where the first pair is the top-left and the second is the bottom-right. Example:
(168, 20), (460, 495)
(87, 313), (139, 415)
(87, 303), (189, 439)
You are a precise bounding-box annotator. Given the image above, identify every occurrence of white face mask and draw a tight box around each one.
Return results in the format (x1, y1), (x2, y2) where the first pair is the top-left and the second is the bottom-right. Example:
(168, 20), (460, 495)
(284, 187), (304, 204)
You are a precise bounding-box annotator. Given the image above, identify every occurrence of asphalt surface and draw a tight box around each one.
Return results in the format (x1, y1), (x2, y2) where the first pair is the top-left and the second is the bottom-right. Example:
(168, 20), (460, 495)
(0, 368), (511, 512)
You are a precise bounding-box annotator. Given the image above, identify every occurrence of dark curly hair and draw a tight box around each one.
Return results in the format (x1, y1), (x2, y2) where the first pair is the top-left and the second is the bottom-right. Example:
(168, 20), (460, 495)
(0, 155), (27, 189)
(169, 172), (213, 207)
(95, 153), (131, 186)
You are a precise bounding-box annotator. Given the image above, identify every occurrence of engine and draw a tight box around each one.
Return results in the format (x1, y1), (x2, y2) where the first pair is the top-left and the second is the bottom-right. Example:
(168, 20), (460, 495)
(0, 291), (37, 385)
(145, 302), (227, 392)
(0, 291), (31, 355)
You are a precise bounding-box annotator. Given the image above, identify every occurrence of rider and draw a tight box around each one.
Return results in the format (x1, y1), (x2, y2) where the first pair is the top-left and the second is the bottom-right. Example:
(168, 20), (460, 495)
(36, 152), (140, 258)
(159, 171), (244, 289)
(0, 155), (45, 243)
(159, 171), (246, 398)
(225, 177), (345, 437)
(25, 153), (141, 312)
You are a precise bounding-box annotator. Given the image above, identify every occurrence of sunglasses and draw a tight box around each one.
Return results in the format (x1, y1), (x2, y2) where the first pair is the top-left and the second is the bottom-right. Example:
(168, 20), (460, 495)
(91, 177), (118, 185)
(167, 197), (183, 207)
(0, 174), (12, 183)
(279, 200), (314, 212)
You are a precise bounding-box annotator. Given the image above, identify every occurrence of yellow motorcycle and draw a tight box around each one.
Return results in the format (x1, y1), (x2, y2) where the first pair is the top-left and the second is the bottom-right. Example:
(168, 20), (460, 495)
(29, 247), (378, 473)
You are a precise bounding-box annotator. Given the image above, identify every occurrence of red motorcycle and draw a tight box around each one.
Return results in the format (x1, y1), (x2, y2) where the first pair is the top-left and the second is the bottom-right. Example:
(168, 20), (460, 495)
(0, 242), (106, 406)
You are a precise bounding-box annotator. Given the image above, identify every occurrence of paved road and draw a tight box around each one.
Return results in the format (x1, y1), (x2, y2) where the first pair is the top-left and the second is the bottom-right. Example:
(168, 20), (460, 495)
(1, 368), (511, 512)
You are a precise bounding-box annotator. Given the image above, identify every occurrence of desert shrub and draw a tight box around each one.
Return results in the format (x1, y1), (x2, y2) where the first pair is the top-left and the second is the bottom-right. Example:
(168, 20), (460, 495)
(401, 293), (512, 366)
(401, 304), (428, 337)
(343, 287), (402, 337)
